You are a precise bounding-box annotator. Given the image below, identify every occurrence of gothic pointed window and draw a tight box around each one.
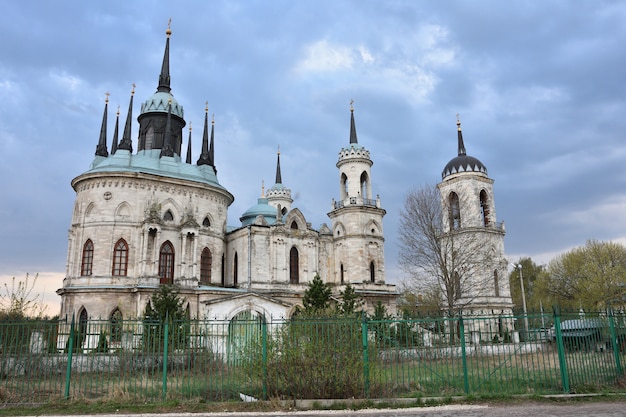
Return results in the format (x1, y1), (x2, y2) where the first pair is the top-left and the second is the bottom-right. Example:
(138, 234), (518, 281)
(112, 238), (128, 276)
(480, 190), (490, 226)
(291, 221), (298, 230)
(370, 261), (375, 283)
(163, 210), (174, 222)
(360, 171), (369, 199)
(145, 125), (154, 150)
(202, 216), (210, 227)
(109, 308), (123, 344)
(78, 308), (88, 349)
(449, 192), (461, 230)
(158, 241), (175, 285)
(494, 270), (500, 297)
(340, 263), (345, 284)
(289, 246), (299, 284)
(221, 254), (225, 286)
(81, 239), (94, 276)
(233, 253), (238, 287)
(200, 247), (212, 285)
(341, 173), (348, 200)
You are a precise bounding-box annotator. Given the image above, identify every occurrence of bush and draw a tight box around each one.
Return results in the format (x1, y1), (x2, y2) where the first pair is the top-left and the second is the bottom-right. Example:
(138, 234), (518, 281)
(260, 316), (365, 399)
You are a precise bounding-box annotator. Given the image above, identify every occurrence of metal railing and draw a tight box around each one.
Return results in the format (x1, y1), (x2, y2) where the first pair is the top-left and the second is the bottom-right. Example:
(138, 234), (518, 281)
(0, 308), (625, 405)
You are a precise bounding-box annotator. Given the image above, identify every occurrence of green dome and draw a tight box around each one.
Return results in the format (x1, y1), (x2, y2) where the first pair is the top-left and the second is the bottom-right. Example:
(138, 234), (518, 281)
(140, 91), (184, 118)
(240, 197), (277, 226)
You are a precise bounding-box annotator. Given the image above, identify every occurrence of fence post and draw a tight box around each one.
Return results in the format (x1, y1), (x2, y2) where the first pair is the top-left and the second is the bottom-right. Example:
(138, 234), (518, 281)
(607, 305), (623, 376)
(459, 312), (469, 395)
(361, 312), (370, 398)
(64, 315), (75, 400)
(162, 318), (169, 400)
(552, 306), (570, 393)
(262, 318), (268, 400)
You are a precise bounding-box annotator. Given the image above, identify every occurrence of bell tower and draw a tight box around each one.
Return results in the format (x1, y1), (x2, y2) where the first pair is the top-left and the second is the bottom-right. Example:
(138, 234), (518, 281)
(328, 103), (386, 285)
(437, 116), (513, 314)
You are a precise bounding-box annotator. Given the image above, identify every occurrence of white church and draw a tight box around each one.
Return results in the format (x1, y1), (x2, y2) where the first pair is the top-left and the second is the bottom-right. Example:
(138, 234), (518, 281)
(57, 26), (513, 338)
(56, 27), (399, 326)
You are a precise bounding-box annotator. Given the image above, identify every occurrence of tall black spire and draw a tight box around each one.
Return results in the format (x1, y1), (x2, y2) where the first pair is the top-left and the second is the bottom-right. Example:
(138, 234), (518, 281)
(186, 122), (192, 164)
(95, 93), (109, 157)
(157, 20), (172, 94)
(275, 147), (282, 184)
(456, 114), (466, 156)
(349, 100), (358, 144)
(118, 85), (134, 152)
(208, 114), (215, 170)
(197, 103), (211, 166)
(111, 106), (119, 155)
(160, 99), (175, 158)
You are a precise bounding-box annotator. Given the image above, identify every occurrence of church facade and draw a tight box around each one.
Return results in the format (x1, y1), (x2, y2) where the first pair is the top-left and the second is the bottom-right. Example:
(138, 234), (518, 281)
(56, 28), (398, 327)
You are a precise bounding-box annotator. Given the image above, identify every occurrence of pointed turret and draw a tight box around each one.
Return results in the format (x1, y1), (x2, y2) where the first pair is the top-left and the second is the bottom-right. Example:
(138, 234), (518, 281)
(158, 20), (172, 94)
(349, 100), (358, 144)
(95, 93), (109, 157)
(441, 115), (487, 180)
(118, 85), (134, 152)
(197, 103), (212, 166)
(456, 114), (466, 156)
(266, 146), (293, 215)
(275, 147), (282, 184)
(111, 106), (120, 155)
(186, 123), (192, 164)
(160, 100), (175, 158)
(209, 114), (216, 170)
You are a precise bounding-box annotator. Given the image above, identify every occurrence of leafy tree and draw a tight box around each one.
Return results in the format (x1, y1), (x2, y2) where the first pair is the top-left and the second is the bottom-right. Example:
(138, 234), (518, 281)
(508, 257), (549, 313)
(301, 273), (332, 314)
(538, 240), (626, 310)
(0, 273), (48, 320)
(142, 285), (189, 351)
(337, 283), (363, 316)
(398, 185), (496, 317)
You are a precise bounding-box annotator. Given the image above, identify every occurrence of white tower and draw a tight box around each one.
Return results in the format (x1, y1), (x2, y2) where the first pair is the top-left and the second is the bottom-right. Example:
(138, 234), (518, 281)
(437, 117), (513, 315)
(328, 103), (386, 285)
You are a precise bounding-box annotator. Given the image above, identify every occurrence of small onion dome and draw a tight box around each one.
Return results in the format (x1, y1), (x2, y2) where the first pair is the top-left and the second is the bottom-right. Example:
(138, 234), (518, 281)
(240, 197), (277, 226)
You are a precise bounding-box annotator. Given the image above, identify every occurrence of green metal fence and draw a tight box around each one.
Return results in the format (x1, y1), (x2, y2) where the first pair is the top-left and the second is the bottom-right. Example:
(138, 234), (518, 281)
(1, 309), (625, 406)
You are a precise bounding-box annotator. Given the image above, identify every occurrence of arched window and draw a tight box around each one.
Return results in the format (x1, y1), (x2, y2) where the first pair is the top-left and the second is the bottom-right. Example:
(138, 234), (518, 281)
(109, 308), (123, 344)
(112, 239), (128, 276)
(340, 263), (345, 284)
(163, 210), (174, 222)
(221, 254), (225, 286)
(360, 171), (369, 199)
(341, 173), (348, 199)
(81, 239), (94, 276)
(290, 221), (298, 230)
(449, 192), (461, 230)
(370, 261), (375, 283)
(233, 253), (238, 286)
(145, 125), (154, 149)
(158, 241), (175, 285)
(78, 308), (88, 350)
(494, 270), (500, 297)
(200, 247), (212, 285)
(480, 190), (490, 226)
(289, 246), (299, 284)
(202, 216), (210, 227)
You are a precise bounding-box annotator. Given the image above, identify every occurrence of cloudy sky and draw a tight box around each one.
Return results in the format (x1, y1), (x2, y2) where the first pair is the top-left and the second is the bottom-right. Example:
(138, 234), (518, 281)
(1, 1), (625, 315)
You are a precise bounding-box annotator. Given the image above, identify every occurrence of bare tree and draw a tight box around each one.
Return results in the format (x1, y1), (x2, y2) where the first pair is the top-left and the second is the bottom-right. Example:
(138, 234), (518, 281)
(0, 273), (48, 319)
(398, 185), (498, 317)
